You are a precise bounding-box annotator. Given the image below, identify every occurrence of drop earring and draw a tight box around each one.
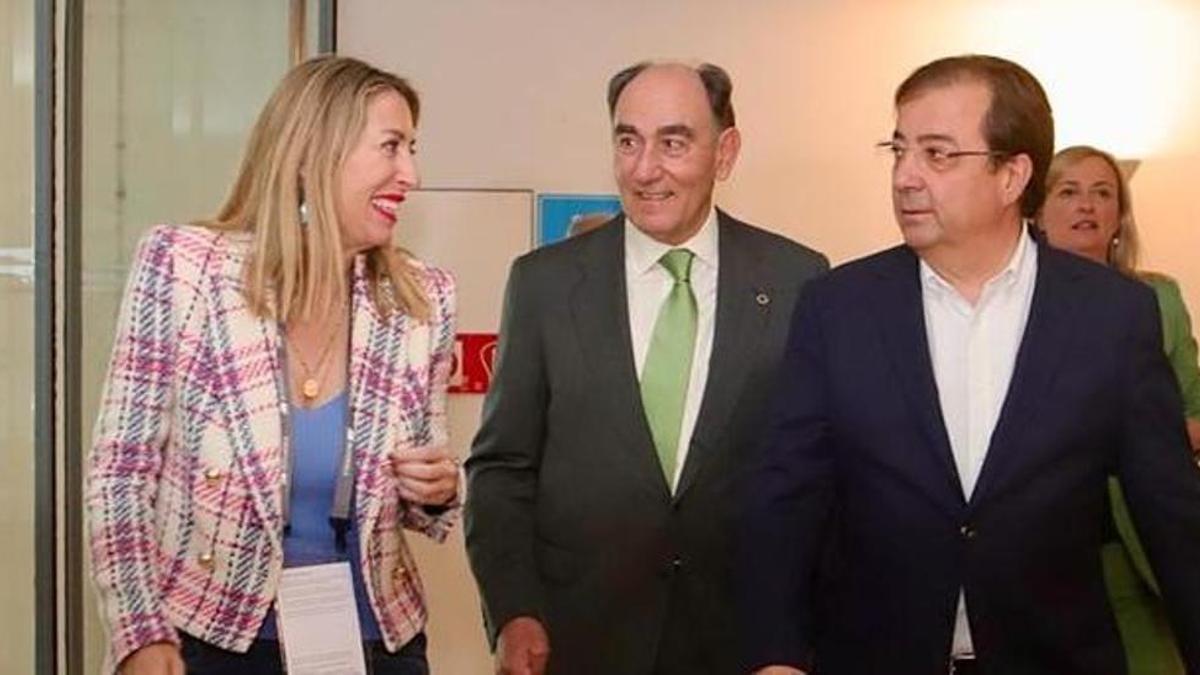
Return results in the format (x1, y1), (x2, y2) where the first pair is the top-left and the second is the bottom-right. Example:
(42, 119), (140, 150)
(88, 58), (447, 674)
(298, 200), (310, 227)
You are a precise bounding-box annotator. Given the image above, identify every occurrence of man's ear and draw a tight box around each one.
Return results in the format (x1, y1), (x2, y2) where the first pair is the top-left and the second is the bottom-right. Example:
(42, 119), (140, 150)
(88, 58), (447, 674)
(715, 127), (741, 181)
(1002, 152), (1033, 209)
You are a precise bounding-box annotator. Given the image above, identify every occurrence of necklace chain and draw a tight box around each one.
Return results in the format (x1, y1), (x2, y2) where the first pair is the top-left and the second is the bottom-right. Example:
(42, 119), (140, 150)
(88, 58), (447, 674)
(289, 310), (345, 405)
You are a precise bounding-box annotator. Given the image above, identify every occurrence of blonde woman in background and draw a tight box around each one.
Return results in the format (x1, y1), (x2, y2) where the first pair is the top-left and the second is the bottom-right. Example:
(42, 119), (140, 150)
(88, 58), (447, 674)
(87, 55), (459, 675)
(1038, 144), (1200, 674)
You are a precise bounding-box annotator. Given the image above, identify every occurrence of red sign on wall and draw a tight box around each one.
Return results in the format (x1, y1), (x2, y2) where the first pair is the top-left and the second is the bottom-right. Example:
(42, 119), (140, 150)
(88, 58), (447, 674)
(448, 333), (498, 394)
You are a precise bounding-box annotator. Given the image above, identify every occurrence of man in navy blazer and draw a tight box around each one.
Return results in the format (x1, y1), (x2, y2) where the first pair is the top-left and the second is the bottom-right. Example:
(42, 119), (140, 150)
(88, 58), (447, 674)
(739, 55), (1200, 675)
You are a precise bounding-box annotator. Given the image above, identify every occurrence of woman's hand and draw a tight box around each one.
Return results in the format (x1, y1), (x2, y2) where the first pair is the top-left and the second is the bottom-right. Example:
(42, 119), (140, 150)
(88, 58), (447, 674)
(388, 444), (459, 506)
(1186, 418), (1200, 454)
(119, 642), (184, 675)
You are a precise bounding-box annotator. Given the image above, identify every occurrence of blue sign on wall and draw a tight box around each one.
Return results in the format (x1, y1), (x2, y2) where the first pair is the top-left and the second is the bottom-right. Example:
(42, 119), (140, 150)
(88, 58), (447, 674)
(536, 193), (622, 246)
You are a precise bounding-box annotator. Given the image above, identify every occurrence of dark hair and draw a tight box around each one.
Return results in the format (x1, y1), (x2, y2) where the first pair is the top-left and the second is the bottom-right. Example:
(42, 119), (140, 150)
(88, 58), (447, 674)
(895, 55), (1053, 218)
(606, 61), (736, 130)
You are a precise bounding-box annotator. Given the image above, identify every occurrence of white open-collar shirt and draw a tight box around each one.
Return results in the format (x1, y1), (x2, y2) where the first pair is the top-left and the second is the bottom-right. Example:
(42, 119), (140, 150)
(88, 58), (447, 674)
(625, 209), (719, 493)
(921, 227), (1038, 657)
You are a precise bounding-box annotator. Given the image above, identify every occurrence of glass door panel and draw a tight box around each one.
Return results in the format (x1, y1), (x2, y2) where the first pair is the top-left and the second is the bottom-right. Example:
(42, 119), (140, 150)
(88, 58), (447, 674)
(0, 0), (39, 672)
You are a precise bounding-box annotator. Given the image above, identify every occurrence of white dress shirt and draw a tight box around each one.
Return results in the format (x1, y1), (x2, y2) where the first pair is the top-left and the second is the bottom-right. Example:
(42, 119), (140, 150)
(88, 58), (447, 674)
(920, 228), (1038, 657)
(625, 209), (719, 492)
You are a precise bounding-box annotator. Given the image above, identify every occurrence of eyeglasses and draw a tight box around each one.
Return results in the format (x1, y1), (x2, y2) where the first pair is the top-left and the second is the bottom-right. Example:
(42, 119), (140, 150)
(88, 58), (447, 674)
(876, 140), (1010, 173)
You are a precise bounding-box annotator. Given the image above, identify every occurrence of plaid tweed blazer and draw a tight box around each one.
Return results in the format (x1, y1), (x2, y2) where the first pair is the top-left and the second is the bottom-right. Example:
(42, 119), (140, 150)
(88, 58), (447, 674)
(86, 224), (458, 670)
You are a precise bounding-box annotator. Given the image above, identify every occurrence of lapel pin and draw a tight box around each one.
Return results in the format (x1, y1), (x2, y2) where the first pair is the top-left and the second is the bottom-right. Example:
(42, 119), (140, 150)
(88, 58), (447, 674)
(755, 292), (770, 306)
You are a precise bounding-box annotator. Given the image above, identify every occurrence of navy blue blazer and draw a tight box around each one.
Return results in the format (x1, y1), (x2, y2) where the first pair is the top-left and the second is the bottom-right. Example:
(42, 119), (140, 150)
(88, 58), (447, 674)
(738, 242), (1200, 675)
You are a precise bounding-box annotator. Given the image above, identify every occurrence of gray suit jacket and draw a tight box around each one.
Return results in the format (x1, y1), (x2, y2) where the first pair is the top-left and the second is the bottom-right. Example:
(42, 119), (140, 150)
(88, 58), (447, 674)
(465, 210), (828, 674)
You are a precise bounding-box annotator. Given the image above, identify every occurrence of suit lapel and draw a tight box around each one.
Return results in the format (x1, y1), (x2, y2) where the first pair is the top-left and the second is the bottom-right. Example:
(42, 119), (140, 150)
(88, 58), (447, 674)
(675, 213), (772, 500)
(208, 234), (287, 542)
(869, 247), (966, 506)
(969, 244), (1081, 507)
(569, 220), (671, 498)
(346, 257), (393, 528)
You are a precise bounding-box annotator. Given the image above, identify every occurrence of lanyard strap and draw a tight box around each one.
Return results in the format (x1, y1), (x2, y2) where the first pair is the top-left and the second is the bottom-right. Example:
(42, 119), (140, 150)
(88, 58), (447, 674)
(329, 423), (355, 549)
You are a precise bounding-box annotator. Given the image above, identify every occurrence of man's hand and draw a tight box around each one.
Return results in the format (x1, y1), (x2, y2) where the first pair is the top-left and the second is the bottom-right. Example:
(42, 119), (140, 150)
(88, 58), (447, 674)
(753, 667), (806, 675)
(495, 616), (550, 675)
(389, 444), (459, 506)
(119, 642), (184, 675)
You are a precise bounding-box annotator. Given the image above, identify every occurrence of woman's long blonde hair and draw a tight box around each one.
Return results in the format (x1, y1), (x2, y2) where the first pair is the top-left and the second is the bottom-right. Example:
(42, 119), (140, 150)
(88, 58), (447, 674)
(1043, 145), (1141, 277)
(206, 55), (430, 323)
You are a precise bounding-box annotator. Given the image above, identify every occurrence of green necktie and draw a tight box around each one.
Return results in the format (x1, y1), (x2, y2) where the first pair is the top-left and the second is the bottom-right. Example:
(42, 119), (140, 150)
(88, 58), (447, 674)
(640, 248), (698, 485)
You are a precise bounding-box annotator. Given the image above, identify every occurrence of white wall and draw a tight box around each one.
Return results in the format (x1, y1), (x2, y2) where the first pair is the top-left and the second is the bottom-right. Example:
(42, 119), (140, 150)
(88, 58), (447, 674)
(342, 0), (1200, 302)
(341, 1), (1200, 672)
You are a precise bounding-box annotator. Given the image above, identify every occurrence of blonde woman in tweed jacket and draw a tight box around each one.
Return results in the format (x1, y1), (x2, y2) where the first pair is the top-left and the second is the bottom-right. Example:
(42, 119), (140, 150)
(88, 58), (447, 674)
(87, 56), (459, 675)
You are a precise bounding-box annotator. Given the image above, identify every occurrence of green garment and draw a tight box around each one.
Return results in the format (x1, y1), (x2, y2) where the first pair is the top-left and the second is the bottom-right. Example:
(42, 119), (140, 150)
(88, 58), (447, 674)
(1147, 274), (1200, 419)
(1105, 274), (1200, 674)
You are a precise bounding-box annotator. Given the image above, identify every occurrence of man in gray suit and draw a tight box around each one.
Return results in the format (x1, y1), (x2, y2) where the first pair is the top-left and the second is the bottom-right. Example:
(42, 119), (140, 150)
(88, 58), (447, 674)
(465, 61), (828, 675)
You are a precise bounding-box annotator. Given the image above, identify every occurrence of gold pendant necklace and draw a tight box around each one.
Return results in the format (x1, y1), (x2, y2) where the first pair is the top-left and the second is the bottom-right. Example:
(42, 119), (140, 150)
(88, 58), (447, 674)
(289, 311), (344, 405)
(301, 376), (321, 401)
